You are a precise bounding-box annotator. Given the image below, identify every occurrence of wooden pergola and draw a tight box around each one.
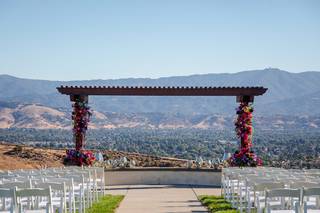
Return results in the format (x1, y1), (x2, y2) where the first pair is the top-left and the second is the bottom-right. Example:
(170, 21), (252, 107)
(57, 86), (267, 101)
(57, 86), (267, 165)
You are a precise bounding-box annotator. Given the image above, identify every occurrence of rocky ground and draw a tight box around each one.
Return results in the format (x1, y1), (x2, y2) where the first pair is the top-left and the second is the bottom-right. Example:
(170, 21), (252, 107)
(2, 142), (317, 171)
(0, 142), (193, 171)
(103, 150), (189, 167)
(0, 143), (65, 170)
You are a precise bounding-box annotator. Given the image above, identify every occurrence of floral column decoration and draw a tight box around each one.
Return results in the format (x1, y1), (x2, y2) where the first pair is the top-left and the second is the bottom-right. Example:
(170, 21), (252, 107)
(228, 101), (262, 167)
(64, 95), (95, 166)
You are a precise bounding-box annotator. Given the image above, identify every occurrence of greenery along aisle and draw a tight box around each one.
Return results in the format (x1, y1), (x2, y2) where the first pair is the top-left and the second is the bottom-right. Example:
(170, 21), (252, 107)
(86, 195), (124, 213)
(198, 195), (238, 213)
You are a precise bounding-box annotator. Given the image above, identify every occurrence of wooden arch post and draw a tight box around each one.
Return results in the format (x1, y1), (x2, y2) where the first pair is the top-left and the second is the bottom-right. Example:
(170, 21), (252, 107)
(70, 94), (90, 151)
(231, 95), (262, 166)
(236, 95), (254, 152)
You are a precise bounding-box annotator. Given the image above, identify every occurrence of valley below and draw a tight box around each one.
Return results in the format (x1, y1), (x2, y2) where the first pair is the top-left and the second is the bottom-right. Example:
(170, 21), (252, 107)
(1, 127), (319, 169)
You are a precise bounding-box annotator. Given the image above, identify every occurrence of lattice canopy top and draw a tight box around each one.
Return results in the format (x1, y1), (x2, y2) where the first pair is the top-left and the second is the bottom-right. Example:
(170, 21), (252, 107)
(56, 86), (267, 97)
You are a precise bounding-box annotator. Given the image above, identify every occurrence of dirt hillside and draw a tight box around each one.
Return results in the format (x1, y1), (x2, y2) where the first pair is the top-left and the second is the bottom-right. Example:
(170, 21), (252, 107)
(0, 143), (191, 171)
(0, 143), (65, 170)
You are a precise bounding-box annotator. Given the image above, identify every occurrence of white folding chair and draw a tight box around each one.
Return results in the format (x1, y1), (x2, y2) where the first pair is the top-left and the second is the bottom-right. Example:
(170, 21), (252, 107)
(94, 167), (105, 198)
(62, 176), (86, 213)
(33, 182), (67, 213)
(302, 187), (320, 213)
(252, 182), (285, 213)
(0, 188), (15, 213)
(15, 186), (53, 213)
(43, 177), (76, 213)
(85, 167), (105, 201)
(244, 176), (274, 208)
(66, 173), (92, 210)
(265, 188), (301, 213)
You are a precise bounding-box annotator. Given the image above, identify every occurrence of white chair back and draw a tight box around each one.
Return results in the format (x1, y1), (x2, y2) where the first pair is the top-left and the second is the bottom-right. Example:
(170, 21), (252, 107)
(302, 187), (320, 211)
(265, 188), (301, 213)
(34, 182), (67, 213)
(254, 181), (285, 191)
(0, 180), (32, 189)
(15, 186), (53, 213)
(0, 188), (16, 213)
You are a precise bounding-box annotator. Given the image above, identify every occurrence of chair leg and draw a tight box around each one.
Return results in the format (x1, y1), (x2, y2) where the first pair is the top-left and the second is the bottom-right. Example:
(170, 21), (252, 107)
(239, 184), (243, 213)
(304, 202), (307, 213)
(79, 193), (83, 213)
(1, 197), (5, 211)
(82, 188), (86, 213)
(19, 204), (23, 213)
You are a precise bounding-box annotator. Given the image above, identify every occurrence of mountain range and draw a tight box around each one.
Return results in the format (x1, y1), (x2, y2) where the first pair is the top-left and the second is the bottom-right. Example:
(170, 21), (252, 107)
(0, 103), (319, 130)
(0, 68), (320, 129)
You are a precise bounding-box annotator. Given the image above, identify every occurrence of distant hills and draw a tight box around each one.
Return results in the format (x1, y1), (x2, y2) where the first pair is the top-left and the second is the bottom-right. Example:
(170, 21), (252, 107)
(0, 68), (320, 130)
(0, 103), (319, 130)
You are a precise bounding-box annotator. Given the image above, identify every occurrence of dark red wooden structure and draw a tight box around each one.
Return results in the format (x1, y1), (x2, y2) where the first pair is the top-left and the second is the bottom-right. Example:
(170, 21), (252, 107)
(57, 86), (267, 160)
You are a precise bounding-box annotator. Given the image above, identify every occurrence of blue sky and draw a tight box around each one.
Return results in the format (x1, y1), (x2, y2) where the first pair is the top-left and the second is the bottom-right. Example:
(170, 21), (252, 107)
(0, 0), (319, 80)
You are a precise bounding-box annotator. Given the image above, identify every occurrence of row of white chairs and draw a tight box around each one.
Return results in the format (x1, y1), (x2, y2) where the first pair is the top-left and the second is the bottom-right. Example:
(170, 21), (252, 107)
(222, 167), (320, 213)
(0, 186), (53, 213)
(0, 166), (105, 213)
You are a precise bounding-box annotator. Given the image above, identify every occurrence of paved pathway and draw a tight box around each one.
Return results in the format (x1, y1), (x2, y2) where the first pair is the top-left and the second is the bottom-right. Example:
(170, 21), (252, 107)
(106, 185), (221, 213)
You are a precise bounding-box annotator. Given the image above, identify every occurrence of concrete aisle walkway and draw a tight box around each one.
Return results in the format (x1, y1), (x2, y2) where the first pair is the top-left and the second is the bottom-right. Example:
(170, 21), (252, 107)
(106, 185), (221, 213)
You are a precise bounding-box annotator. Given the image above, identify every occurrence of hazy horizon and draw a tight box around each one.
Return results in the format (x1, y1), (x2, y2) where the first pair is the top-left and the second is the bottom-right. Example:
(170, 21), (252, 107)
(1, 68), (320, 81)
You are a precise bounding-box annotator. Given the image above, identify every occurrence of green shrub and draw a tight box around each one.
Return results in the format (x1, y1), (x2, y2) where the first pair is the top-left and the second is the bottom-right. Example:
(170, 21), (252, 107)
(202, 198), (228, 206)
(208, 203), (233, 212)
(199, 195), (224, 201)
(198, 195), (237, 213)
(215, 210), (238, 213)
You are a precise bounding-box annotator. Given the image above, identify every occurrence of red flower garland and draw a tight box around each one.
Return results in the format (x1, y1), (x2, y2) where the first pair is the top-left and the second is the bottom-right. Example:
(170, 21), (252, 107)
(228, 102), (262, 167)
(72, 98), (92, 150)
(64, 96), (95, 166)
(64, 149), (96, 166)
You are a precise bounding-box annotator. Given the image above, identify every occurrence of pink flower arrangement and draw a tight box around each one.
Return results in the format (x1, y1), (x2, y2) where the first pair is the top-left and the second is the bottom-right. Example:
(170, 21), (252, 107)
(65, 96), (95, 166)
(228, 149), (262, 167)
(72, 100), (92, 151)
(228, 102), (262, 167)
(64, 149), (96, 166)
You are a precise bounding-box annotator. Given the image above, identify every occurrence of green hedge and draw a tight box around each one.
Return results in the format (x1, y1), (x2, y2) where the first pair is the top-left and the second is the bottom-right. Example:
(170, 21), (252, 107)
(198, 195), (238, 213)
